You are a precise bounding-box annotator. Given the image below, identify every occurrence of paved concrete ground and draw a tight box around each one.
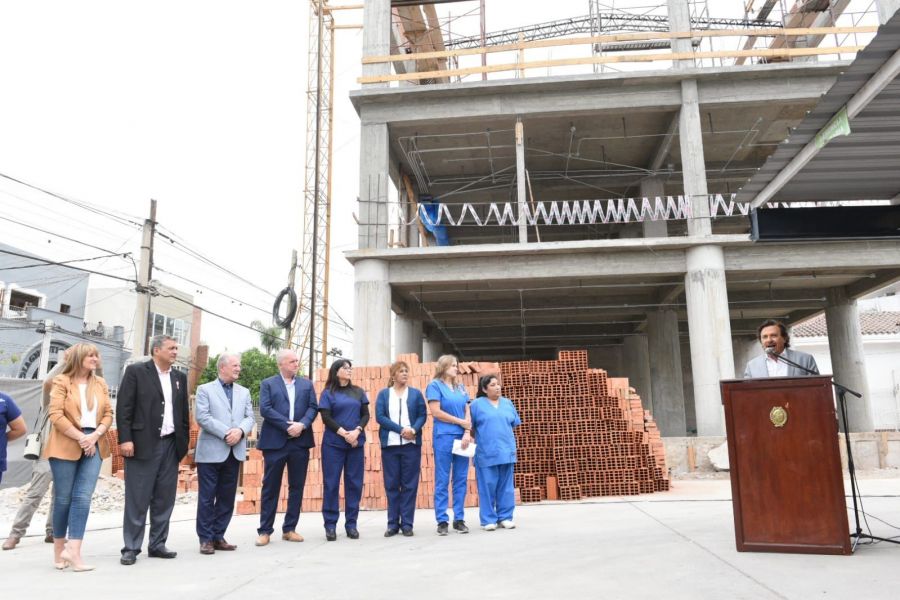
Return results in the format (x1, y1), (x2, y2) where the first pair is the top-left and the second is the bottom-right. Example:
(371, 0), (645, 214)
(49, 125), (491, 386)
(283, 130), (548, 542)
(2, 478), (899, 599)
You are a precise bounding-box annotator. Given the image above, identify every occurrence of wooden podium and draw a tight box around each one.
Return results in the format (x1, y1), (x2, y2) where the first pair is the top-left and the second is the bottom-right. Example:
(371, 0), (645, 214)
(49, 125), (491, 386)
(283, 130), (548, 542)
(720, 376), (851, 555)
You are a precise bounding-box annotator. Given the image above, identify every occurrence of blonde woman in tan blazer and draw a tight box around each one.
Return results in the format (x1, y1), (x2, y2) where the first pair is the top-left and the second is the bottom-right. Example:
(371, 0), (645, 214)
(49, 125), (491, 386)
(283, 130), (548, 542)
(46, 343), (113, 572)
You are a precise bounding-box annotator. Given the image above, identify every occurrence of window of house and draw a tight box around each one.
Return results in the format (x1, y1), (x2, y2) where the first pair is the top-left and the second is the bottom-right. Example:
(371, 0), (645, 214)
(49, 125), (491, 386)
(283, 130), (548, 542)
(150, 312), (190, 346)
(60, 304), (71, 314)
(9, 290), (42, 310)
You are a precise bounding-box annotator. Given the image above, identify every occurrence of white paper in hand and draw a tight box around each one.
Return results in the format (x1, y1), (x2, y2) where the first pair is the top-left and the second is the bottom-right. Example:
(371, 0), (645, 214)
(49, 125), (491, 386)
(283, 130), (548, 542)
(452, 439), (476, 458)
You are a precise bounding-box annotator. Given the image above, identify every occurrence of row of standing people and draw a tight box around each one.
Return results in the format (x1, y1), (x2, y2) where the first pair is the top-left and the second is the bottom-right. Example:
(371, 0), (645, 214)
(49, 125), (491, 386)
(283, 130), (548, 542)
(252, 351), (522, 545)
(5, 335), (521, 571)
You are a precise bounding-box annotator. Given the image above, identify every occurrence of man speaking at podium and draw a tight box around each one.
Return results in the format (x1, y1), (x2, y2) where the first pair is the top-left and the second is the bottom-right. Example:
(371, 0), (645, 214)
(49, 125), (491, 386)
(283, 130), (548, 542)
(743, 319), (819, 379)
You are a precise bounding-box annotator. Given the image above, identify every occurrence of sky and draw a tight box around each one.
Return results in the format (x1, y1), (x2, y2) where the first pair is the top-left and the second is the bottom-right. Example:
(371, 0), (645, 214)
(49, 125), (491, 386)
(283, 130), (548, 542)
(0, 0), (878, 364)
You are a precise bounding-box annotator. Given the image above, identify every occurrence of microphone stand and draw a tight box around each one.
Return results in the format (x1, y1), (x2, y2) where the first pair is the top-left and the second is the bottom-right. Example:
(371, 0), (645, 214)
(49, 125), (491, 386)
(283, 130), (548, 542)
(771, 351), (898, 550)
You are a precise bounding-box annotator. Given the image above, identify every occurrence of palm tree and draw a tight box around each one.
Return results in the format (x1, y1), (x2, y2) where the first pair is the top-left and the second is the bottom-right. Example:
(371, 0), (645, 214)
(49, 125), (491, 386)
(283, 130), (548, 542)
(250, 320), (284, 356)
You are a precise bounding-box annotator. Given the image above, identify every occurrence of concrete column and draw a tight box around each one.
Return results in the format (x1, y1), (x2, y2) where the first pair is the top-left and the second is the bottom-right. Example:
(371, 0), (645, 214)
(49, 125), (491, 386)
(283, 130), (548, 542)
(423, 331), (443, 363)
(825, 287), (874, 432)
(878, 0), (900, 24)
(515, 118), (527, 243)
(647, 310), (686, 436)
(640, 176), (668, 238)
(684, 245), (734, 436)
(358, 122), (390, 249)
(353, 259), (391, 365)
(394, 313), (423, 359)
(667, 0), (694, 67)
(362, 0), (391, 88)
(622, 335), (652, 411)
(679, 80), (711, 237)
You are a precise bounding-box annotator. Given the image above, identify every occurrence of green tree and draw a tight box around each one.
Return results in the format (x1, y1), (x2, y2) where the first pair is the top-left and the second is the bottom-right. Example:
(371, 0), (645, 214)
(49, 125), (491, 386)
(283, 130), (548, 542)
(251, 319), (284, 356)
(198, 347), (279, 405)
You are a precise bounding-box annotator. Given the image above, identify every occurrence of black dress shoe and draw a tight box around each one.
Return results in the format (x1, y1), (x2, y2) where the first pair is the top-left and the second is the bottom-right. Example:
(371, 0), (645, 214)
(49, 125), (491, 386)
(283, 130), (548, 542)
(120, 550), (137, 565)
(346, 528), (360, 540)
(401, 528), (414, 537)
(148, 546), (178, 559)
(384, 528), (399, 537)
(325, 529), (337, 542)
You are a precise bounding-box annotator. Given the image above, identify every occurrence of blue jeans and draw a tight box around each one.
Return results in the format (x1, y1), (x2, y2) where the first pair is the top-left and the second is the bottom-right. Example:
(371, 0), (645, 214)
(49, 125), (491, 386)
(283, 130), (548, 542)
(433, 434), (469, 523)
(49, 438), (102, 540)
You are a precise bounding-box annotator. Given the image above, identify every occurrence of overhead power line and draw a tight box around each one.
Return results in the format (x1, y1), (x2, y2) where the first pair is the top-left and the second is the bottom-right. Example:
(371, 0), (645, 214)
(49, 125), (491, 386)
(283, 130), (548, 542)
(0, 171), (143, 227)
(0, 248), (137, 284)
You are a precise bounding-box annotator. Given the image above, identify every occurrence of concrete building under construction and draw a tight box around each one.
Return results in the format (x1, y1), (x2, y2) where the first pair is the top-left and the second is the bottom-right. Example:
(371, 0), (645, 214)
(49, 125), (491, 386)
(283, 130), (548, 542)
(346, 0), (900, 439)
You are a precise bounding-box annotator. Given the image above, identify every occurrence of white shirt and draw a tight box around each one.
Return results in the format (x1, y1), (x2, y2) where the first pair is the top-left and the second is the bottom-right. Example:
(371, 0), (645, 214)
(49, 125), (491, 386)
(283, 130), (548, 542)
(77, 383), (98, 429)
(387, 387), (413, 447)
(765, 354), (789, 377)
(156, 364), (175, 436)
(283, 377), (296, 421)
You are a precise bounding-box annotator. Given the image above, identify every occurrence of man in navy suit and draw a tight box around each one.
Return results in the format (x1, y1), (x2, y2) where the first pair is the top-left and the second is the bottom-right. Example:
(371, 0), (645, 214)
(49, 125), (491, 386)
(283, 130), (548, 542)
(255, 349), (318, 546)
(194, 353), (255, 555)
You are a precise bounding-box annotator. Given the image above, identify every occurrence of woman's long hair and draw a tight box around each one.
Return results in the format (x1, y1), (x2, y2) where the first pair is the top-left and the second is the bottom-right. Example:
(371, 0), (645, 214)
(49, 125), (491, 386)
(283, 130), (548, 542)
(61, 343), (100, 379)
(60, 343), (101, 409)
(433, 354), (459, 387)
(325, 358), (363, 399)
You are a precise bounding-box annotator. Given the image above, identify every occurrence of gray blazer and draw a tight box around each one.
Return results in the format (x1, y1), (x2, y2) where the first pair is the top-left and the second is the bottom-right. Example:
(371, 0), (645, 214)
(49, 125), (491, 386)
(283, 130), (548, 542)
(743, 348), (820, 379)
(194, 379), (255, 463)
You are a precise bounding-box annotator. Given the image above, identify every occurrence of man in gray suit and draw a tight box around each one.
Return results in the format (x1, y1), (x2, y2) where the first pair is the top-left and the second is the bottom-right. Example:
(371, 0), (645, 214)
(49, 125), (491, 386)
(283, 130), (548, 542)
(194, 353), (255, 555)
(743, 319), (819, 378)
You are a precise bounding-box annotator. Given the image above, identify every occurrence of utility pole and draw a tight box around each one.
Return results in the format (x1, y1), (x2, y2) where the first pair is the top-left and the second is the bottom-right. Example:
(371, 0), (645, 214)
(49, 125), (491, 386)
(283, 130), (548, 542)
(132, 199), (157, 358)
(37, 319), (54, 378)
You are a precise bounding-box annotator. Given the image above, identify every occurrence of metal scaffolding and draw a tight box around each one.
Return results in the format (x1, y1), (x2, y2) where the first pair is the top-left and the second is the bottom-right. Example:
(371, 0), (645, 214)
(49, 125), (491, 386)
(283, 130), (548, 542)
(295, 0), (335, 375)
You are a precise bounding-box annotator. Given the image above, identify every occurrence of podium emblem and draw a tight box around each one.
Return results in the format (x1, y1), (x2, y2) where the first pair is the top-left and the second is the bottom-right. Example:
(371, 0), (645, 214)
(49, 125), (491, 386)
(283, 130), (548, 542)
(769, 406), (788, 428)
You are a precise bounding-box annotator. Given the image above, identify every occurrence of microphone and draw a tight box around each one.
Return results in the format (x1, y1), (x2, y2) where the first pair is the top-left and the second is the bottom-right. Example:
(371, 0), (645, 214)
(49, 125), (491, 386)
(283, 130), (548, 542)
(765, 347), (778, 356)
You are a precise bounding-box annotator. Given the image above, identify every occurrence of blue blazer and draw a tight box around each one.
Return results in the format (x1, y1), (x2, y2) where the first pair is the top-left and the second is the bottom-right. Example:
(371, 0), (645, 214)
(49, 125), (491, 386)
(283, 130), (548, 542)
(257, 374), (318, 450)
(375, 387), (427, 448)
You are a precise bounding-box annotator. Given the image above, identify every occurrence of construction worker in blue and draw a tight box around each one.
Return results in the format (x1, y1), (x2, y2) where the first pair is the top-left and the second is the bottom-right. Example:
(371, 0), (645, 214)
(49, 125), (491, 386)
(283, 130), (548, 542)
(425, 354), (472, 535)
(318, 358), (369, 541)
(470, 374), (521, 531)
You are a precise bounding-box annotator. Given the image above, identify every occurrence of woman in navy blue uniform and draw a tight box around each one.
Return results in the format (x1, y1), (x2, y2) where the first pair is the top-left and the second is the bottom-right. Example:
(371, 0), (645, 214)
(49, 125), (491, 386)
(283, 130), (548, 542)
(319, 359), (369, 541)
(375, 361), (427, 537)
(470, 374), (521, 531)
(426, 354), (472, 535)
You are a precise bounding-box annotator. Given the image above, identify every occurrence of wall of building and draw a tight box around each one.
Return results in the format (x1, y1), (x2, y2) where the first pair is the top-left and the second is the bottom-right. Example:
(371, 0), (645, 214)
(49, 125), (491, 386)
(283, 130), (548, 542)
(792, 335), (900, 431)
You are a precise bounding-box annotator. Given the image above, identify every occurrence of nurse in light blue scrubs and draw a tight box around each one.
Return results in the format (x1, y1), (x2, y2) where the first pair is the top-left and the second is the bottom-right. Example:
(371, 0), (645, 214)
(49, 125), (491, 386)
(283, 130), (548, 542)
(470, 374), (521, 531)
(426, 354), (472, 536)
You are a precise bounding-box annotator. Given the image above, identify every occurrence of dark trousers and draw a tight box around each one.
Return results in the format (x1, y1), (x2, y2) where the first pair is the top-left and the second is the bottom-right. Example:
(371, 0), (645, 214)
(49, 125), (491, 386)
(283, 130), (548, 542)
(258, 441), (309, 536)
(122, 436), (179, 554)
(196, 453), (240, 543)
(382, 444), (421, 531)
(321, 443), (364, 530)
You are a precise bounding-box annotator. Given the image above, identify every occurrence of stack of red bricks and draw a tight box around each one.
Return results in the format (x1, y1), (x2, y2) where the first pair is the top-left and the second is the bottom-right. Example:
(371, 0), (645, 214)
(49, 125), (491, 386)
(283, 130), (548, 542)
(236, 349), (669, 515)
(503, 350), (669, 503)
(236, 355), (498, 515)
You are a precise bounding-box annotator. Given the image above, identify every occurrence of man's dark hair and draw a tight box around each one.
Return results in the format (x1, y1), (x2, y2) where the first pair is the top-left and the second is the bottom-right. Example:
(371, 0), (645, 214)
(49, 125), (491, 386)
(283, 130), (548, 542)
(757, 319), (790, 349)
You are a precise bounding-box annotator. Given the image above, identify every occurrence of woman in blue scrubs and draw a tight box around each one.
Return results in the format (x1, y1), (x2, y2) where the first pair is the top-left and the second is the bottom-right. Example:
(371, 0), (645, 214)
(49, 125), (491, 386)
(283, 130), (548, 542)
(470, 374), (521, 531)
(319, 359), (369, 541)
(426, 354), (472, 535)
(375, 361), (427, 537)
